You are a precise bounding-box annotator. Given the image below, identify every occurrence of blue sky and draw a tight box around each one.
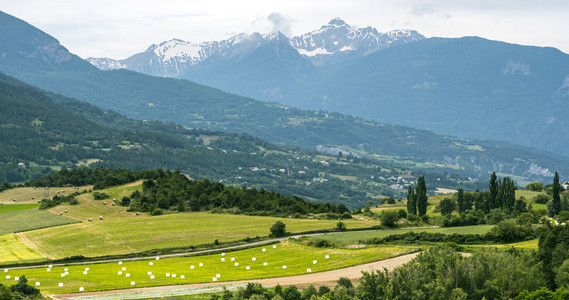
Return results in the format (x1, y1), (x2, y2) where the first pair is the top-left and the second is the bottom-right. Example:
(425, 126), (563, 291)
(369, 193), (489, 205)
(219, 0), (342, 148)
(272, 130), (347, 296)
(2, 0), (568, 58)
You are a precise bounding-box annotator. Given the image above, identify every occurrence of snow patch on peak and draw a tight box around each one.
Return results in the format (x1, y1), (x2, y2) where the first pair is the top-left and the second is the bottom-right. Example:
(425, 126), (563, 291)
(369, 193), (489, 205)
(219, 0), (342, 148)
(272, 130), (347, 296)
(297, 47), (333, 57)
(86, 57), (125, 70)
(152, 39), (207, 62)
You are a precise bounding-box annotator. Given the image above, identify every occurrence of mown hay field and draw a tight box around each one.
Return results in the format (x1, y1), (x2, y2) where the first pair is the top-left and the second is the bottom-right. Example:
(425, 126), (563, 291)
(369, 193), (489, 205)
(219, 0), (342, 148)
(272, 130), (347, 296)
(0, 234), (44, 264)
(20, 212), (379, 260)
(0, 208), (78, 235)
(0, 240), (418, 294)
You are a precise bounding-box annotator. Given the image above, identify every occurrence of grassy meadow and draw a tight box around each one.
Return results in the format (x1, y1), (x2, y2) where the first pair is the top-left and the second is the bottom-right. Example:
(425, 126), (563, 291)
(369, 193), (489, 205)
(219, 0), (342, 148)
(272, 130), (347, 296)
(0, 186), (92, 205)
(0, 208), (78, 235)
(19, 212), (379, 260)
(0, 240), (418, 294)
(0, 234), (45, 264)
(46, 181), (145, 221)
(0, 203), (40, 213)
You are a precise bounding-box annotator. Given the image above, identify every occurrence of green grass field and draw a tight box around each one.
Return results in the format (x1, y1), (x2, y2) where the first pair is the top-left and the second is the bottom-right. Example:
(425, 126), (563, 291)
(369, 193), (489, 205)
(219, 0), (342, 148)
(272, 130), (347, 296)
(472, 239), (538, 249)
(0, 204), (40, 213)
(310, 225), (494, 243)
(47, 181), (145, 221)
(0, 240), (418, 294)
(20, 212), (380, 260)
(0, 209), (79, 235)
(0, 234), (45, 264)
(0, 186), (92, 205)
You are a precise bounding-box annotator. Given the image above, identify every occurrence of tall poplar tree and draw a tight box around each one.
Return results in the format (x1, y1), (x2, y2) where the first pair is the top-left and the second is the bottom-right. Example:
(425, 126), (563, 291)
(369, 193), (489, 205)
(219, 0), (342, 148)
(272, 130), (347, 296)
(416, 176), (428, 216)
(502, 177), (516, 211)
(457, 188), (466, 213)
(489, 172), (498, 209)
(406, 185), (416, 215)
(553, 171), (561, 215)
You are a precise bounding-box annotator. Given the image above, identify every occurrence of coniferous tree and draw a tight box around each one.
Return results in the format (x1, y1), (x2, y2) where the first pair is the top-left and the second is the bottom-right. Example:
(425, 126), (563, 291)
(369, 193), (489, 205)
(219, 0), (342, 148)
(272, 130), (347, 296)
(553, 171), (561, 215)
(489, 172), (498, 209)
(406, 185), (416, 215)
(502, 177), (516, 211)
(457, 188), (466, 213)
(416, 176), (428, 216)
(496, 178), (504, 209)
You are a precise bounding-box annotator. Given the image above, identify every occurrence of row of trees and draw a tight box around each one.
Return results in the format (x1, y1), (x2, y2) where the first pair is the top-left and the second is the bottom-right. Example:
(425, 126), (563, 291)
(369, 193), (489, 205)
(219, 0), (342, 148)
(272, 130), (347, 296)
(406, 176), (428, 216)
(437, 172), (520, 217)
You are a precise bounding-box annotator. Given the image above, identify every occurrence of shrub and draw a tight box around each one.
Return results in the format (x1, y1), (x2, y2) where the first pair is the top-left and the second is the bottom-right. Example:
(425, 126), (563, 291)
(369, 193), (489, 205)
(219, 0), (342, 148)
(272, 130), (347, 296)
(407, 213), (420, 222)
(121, 196), (131, 206)
(526, 182), (545, 192)
(9, 275), (42, 298)
(517, 212), (538, 226)
(534, 194), (550, 204)
(336, 221), (347, 231)
(150, 208), (163, 216)
(39, 194), (78, 209)
(558, 211), (569, 223)
(380, 210), (399, 227)
(93, 191), (110, 200)
(309, 239), (335, 248)
(270, 221), (286, 237)
(488, 208), (505, 224)
(486, 220), (535, 243)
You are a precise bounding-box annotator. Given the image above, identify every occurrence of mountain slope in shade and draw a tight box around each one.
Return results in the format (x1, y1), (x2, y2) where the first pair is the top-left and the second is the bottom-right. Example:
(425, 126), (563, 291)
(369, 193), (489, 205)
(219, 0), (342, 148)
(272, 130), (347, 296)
(302, 37), (569, 157)
(1, 10), (568, 183)
(0, 11), (95, 75)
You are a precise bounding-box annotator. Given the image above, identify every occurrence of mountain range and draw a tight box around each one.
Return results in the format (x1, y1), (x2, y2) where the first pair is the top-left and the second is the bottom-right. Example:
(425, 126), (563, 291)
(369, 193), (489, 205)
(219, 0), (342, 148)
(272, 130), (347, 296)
(85, 18), (569, 158)
(0, 10), (568, 184)
(88, 18), (423, 72)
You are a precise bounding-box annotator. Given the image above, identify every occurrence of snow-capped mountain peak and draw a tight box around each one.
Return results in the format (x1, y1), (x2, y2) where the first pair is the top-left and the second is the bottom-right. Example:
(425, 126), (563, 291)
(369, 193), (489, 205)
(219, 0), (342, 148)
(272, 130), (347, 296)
(289, 18), (424, 65)
(149, 39), (210, 64)
(88, 18), (424, 72)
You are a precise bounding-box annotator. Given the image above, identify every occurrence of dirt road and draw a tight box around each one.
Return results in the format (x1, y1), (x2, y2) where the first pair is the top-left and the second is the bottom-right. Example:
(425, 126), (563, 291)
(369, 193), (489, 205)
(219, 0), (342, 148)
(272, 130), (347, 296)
(51, 252), (419, 299)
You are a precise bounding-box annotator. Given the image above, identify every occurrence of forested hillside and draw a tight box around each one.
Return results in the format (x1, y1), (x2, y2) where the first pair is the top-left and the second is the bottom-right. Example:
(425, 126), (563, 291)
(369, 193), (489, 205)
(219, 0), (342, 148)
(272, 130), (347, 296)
(1, 73), (488, 207)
